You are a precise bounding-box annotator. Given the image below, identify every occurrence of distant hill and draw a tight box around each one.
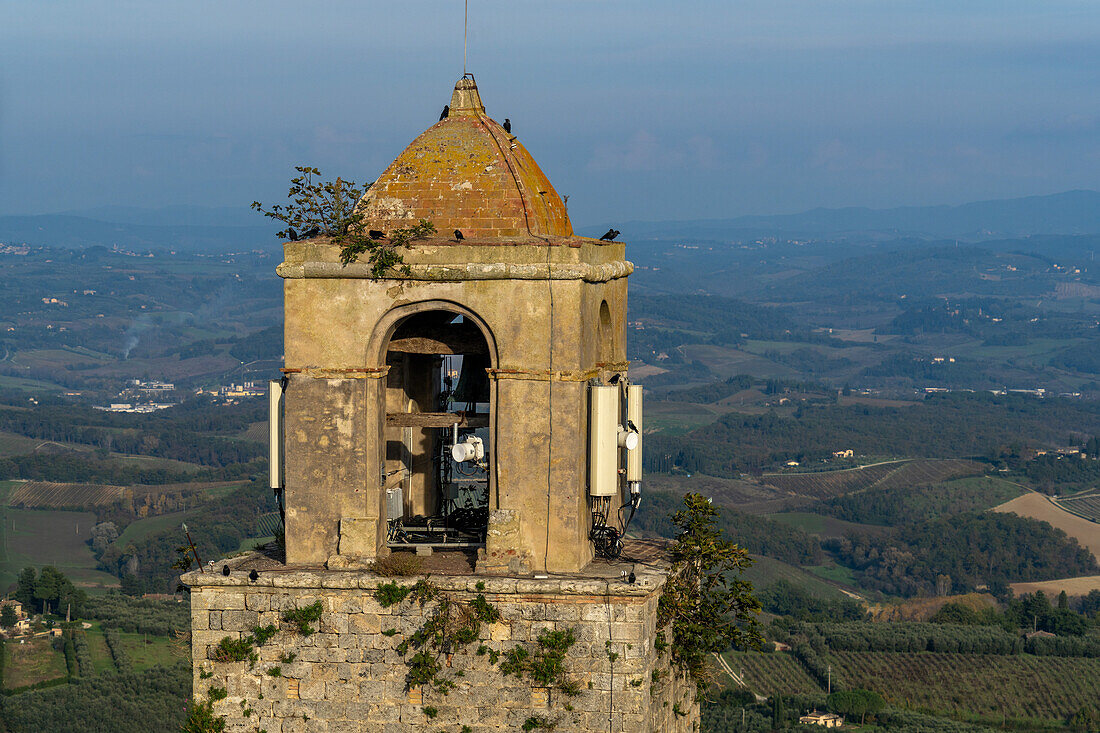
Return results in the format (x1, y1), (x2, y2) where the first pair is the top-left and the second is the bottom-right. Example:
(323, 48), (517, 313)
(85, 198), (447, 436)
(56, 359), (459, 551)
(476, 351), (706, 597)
(0, 214), (278, 253)
(59, 204), (261, 228)
(585, 190), (1100, 242)
(8, 191), (1100, 254)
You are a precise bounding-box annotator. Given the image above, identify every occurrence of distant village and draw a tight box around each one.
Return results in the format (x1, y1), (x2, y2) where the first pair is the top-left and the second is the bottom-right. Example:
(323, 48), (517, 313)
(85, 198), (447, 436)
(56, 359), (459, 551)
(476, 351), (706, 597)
(0, 599), (65, 641)
(94, 379), (265, 412)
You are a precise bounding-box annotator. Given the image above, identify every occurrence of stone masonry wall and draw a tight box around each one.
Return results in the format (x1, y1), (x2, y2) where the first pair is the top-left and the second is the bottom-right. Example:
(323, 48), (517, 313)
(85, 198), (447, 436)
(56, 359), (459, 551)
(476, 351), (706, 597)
(186, 568), (699, 733)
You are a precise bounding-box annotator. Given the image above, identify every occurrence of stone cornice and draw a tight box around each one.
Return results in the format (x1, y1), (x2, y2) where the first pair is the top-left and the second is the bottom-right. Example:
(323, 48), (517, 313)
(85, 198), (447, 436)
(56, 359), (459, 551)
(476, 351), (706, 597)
(276, 260), (633, 283)
(181, 553), (668, 597)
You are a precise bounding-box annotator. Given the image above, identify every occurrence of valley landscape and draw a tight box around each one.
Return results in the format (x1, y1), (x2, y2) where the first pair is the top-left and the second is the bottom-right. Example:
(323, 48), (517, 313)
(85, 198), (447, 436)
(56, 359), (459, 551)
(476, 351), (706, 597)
(3, 193), (1100, 730)
(5, 2), (1100, 730)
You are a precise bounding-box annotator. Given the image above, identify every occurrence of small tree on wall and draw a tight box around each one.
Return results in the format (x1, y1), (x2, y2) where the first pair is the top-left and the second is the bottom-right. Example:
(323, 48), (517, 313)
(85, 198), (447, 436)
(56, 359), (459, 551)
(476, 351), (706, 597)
(658, 492), (762, 693)
(252, 166), (435, 277)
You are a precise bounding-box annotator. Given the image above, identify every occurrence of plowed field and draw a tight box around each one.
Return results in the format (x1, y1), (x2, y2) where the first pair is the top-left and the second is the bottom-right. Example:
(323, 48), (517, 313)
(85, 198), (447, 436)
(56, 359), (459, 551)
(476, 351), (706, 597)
(760, 459), (985, 499)
(8, 481), (126, 508)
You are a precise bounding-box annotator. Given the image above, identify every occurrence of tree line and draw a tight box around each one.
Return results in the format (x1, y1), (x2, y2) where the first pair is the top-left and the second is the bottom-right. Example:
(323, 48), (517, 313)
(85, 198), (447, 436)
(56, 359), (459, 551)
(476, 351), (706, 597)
(0, 399), (265, 468)
(646, 391), (1100, 475)
(0, 452), (265, 485)
(824, 511), (1097, 596)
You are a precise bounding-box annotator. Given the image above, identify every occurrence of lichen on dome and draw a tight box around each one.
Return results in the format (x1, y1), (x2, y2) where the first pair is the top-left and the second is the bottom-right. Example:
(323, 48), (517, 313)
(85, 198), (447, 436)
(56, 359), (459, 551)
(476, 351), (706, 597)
(356, 77), (573, 241)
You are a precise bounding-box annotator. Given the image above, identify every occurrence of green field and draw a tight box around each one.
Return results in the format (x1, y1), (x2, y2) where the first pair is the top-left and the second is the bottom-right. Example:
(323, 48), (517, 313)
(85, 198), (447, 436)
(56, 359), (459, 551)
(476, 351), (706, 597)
(0, 623), (180, 693)
(740, 555), (853, 601)
(950, 336), (1083, 364)
(9, 348), (111, 370)
(0, 431), (48, 458)
(766, 512), (891, 540)
(0, 481), (14, 588)
(237, 535), (276, 553)
(114, 509), (200, 547)
(117, 630), (178, 671)
(85, 629), (115, 673)
(803, 563), (858, 586)
(0, 507), (119, 591)
(84, 627), (116, 674)
(0, 374), (63, 392)
(682, 344), (801, 380)
(108, 452), (203, 473)
(940, 475), (1026, 503)
(201, 481), (248, 499)
(644, 400), (724, 435)
(2, 636), (68, 690)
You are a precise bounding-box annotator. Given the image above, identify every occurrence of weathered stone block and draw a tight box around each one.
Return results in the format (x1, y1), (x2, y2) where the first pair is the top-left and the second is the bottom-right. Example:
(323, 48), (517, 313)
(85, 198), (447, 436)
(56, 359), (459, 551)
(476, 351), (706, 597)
(325, 679), (357, 702)
(348, 612), (380, 635)
(298, 678), (327, 701)
(222, 609), (260, 629)
(212, 592), (246, 611)
(245, 594), (269, 612)
(320, 613), (348, 634)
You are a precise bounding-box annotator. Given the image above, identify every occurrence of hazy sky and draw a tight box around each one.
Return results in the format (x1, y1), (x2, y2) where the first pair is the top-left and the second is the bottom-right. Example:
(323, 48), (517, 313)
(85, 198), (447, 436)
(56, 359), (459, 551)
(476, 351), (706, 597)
(3, 1), (1100, 225)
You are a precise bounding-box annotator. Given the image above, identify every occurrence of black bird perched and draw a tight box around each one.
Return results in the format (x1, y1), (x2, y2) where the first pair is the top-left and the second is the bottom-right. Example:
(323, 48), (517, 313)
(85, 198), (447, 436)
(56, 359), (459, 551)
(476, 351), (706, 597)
(287, 228), (299, 241)
(368, 230), (385, 240)
(439, 105), (449, 121)
(221, 564), (230, 577)
(503, 118), (511, 134)
(302, 225), (321, 239)
(453, 229), (464, 241)
(599, 229), (620, 241)
(248, 569), (259, 582)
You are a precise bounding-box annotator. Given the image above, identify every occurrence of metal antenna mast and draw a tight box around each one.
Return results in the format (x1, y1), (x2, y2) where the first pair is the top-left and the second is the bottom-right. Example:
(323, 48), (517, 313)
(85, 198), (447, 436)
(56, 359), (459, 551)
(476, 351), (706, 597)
(463, 0), (469, 74)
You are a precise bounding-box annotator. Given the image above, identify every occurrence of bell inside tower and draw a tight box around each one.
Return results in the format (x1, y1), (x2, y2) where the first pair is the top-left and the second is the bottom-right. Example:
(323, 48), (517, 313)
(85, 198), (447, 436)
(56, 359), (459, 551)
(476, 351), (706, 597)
(382, 310), (492, 549)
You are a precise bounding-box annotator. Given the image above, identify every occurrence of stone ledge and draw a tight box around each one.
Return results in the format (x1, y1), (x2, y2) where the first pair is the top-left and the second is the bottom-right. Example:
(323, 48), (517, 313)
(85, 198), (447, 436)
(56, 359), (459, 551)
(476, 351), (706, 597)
(182, 566), (666, 597)
(276, 259), (633, 283)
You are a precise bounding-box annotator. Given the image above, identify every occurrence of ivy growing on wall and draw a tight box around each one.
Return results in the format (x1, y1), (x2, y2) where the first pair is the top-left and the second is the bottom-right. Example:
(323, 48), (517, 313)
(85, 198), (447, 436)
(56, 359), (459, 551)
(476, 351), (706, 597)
(377, 578), (582, 713)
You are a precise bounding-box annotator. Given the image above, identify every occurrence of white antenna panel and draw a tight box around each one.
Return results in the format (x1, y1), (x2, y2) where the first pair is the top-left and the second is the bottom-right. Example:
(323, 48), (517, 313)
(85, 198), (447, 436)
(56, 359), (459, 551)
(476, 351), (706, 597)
(589, 384), (619, 496)
(626, 384), (643, 483)
(268, 380), (284, 490)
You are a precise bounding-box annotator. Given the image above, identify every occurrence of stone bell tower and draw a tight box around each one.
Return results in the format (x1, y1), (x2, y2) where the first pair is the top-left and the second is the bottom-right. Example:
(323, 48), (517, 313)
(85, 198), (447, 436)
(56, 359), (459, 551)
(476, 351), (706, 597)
(275, 75), (635, 574)
(183, 77), (698, 733)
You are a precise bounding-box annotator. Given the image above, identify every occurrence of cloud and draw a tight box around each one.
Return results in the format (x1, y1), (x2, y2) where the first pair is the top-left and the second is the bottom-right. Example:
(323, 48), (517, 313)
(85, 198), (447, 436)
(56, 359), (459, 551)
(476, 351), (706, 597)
(587, 130), (721, 172)
(809, 139), (902, 173)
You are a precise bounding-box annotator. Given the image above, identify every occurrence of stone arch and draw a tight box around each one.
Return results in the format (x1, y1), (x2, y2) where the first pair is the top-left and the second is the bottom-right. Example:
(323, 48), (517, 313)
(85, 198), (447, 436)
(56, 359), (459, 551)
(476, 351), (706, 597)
(597, 299), (613, 365)
(368, 299), (499, 369)
(369, 300), (499, 552)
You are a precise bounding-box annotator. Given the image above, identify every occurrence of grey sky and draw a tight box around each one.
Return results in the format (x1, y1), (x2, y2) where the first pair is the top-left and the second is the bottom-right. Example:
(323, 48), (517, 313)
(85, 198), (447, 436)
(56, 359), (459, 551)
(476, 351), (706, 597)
(3, 1), (1099, 225)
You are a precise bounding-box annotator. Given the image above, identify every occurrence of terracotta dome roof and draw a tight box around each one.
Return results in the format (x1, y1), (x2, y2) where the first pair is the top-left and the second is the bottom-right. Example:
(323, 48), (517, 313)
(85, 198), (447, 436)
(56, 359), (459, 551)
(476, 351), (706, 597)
(357, 77), (573, 240)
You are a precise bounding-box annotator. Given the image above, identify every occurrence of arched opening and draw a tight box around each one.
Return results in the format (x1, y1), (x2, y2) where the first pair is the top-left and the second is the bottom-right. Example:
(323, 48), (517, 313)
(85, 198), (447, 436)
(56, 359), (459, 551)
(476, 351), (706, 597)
(598, 300), (613, 364)
(380, 308), (494, 551)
